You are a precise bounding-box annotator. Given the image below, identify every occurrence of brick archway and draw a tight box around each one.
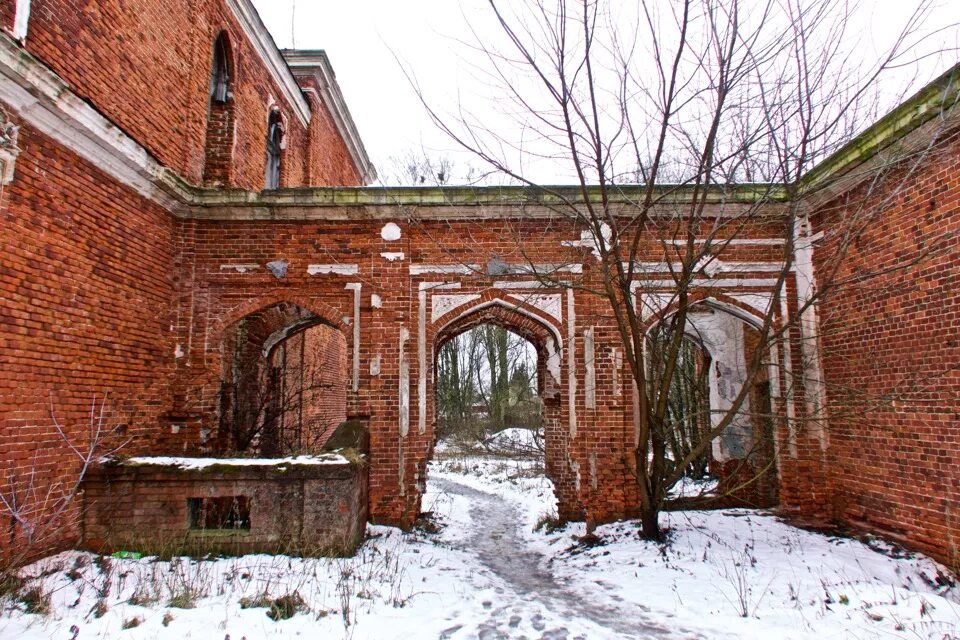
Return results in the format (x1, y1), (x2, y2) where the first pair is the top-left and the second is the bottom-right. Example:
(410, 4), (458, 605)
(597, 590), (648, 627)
(216, 299), (349, 456)
(424, 294), (579, 520)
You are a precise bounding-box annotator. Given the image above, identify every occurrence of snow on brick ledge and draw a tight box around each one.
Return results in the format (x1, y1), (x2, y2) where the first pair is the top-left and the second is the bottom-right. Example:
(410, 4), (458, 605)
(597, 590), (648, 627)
(81, 454), (368, 557)
(109, 454), (352, 470)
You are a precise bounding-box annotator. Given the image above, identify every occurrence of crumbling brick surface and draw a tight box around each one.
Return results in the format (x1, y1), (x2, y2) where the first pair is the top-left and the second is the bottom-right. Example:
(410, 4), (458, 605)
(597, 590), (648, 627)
(812, 131), (960, 565)
(23, 0), (361, 188)
(81, 459), (368, 556)
(0, 121), (177, 556)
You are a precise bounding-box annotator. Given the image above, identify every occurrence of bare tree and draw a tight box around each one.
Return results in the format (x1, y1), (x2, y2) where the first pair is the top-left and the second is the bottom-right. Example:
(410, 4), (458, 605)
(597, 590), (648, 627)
(406, 0), (958, 539)
(0, 395), (125, 574)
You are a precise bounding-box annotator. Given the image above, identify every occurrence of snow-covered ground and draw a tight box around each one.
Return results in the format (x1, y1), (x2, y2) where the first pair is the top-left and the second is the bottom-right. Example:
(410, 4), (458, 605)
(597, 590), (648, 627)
(2, 456), (957, 639)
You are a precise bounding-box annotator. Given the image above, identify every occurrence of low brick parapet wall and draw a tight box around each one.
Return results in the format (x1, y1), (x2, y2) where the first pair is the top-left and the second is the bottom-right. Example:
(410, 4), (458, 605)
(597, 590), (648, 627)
(81, 455), (367, 556)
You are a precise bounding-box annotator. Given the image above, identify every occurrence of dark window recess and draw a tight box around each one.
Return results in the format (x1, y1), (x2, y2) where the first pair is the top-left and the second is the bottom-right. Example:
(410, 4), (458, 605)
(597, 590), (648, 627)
(265, 110), (283, 189)
(209, 33), (231, 103)
(187, 496), (251, 530)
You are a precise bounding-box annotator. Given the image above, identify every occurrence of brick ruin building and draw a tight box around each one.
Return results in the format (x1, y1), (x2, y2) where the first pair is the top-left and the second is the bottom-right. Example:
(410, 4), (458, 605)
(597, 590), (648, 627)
(0, 0), (957, 565)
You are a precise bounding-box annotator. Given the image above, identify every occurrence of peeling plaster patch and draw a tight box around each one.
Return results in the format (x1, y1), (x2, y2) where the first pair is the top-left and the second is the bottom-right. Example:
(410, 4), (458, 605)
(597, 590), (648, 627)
(507, 293), (562, 323)
(399, 326), (410, 437)
(431, 294), (481, 323)
(174, 344), (184, 359)
(381, 222), (402, 241)
(589, 453), (598, 491)
(611, 348), (622, 396)
(345, 283), (362, 392)
(380, 252), (405, 262)
(13, 0), (31, 41)
(637, 291), (676, 322)
(567, 289), (577, 438)
(342, 316), (352, 325)
(486, 255), (509, 276)
(266, 259), (288, 279)
(635, 277), (778, 289)
(418, 288), (427, 434)
(545, 341), (562, 388)
(669, 238), (786, 246)
(493, 281), (548, 289)
(219, 263), (259, 273)
(584, 327), (596, 410)
(628, 261), (787, 275)
(561, 223), (612, 259)
(369, 354), (381, 376)
(730, 293), (774, 317)
(570, 460), (581, 493)
(410, 264), (479, 275)
(307, 264), (359, 276)
(371, 294), (382, 308)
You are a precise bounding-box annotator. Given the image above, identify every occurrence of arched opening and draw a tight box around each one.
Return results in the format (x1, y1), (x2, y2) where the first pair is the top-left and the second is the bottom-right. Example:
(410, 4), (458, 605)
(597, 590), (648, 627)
(203, 31), (236, 186)
(647, 300), (779, 507)
(422, 300), (567, 527)
(264, 108), (284, 189)
(218, 302), (348, 456)
(434, 324), (544, 460)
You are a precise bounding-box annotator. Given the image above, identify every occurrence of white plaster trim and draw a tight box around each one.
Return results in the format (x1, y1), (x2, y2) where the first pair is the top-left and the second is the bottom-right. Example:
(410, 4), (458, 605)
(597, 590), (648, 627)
(13, 0), (30, 41)
(410, 264), (479, 275)
(399, 326), (410, 437)
(493, 281), (549, 289)
(219, 263), (260, 273)
(584, 327), (596, 410)
(380, 251), (405, 262)
(0, 146), (18, 184)
(433, 298), (564, 354)
(566, 289), (577, 438)
(507, 293), (562, 323)
(632, 277), (779, 289)
(611, 348), (622, 397)
(668, 238), (786, 246)
(345, 283), (361, 392)
(418, 288), (427, 435)
(431, 294), (481, 323)
(224, 0), (310, 128)
(730, 293), (774, 317)
(0, 34), (189, 213)
(627, 261), (788, 274)
(307, 263), (359, 276)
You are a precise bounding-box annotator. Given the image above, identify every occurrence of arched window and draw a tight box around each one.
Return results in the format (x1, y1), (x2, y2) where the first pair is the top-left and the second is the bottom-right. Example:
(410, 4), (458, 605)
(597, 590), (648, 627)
(265, 109), (284, 189)
(209, 33), (231, 103)
(203, 32), (235, 186)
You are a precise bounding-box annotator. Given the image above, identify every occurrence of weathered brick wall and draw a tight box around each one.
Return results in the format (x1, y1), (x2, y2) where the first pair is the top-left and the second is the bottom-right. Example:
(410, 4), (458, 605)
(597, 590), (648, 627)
(0, 120), (177, 556)
(170, 213), (799, 528)
(24, 0), (360, 188)
(0, 1), (14, 34)
(81, 458), (367, 555)
(813, 129), (960, 564)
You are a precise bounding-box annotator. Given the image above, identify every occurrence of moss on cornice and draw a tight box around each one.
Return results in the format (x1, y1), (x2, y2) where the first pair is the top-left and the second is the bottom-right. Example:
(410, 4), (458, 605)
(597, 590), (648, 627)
(801, 62), (960, 190)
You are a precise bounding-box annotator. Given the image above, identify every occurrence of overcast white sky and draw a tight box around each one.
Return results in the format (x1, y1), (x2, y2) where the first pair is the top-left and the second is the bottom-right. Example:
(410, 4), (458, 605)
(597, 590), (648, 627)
(251, 1), (959, 185)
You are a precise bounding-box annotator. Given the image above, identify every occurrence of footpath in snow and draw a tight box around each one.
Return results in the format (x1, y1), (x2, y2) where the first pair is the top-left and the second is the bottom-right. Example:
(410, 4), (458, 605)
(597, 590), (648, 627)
(1, 455), (957, 639)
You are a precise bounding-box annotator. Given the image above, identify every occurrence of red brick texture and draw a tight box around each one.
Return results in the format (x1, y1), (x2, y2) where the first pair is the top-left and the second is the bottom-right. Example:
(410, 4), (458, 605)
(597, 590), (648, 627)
(23, 0), (361, 189)
(2, 0), (958, 568)
(812, 128), (960, 565)
(81, 458), (367, 556)
(0, 120), (177, 556)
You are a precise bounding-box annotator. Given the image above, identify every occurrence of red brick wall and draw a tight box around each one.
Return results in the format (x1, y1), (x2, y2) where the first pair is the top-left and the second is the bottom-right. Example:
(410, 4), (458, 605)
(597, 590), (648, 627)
(81, 459), (367, 555)
(813, 130), (960, 564)
(24, 0), (360, 188)
(170, 215), (797, 528)
(0, 1), (15, 34)
(0, 120), (177, 557)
